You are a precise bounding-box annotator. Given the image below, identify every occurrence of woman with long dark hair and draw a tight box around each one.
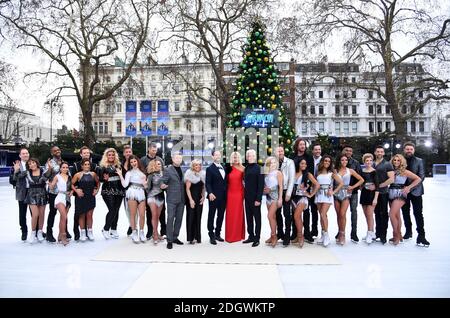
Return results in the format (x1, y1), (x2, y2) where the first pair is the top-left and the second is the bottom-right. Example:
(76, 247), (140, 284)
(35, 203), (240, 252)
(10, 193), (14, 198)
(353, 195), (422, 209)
(315, 155), (343, 247)
(117, 155), (147, 243)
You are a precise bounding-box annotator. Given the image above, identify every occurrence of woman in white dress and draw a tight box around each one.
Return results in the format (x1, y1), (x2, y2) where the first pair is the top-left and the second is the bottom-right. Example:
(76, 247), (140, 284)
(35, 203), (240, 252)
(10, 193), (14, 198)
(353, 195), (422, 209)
(264, 157), (283, 247)
(315, 155), (343, 247)
(117, 155), (147, 243)
(333, 154), (364, 245)
(48, 162), (72, 246)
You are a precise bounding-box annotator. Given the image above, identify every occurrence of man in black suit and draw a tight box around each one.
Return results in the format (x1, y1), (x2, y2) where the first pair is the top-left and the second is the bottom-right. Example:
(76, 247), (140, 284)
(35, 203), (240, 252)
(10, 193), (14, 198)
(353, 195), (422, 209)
(11, 147), (31, 241)
(243, 149), (264, 247)
(205, 150), (227, 245)
(402, 142), (430, 247)
(70, 146), (98, 241)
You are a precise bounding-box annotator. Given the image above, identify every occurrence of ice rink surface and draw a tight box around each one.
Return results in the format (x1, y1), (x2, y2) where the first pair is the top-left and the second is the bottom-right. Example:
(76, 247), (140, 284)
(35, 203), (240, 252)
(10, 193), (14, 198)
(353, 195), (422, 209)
(0, 177), (449, 298)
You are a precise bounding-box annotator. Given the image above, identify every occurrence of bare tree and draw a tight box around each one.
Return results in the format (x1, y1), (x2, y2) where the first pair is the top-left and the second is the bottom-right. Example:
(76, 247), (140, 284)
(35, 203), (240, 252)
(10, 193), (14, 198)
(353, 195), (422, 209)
(0, 98), (29, 142)
(281, 0), (450, 138)
(0, 0), (159, 147)
(157, 0), (268, 133)
(432, 107), (450, 160)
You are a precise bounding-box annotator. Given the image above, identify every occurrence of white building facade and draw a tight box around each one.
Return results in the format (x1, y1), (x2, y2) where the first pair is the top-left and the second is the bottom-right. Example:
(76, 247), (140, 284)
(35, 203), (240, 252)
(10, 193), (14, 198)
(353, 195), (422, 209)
(295, 63), (433, 145)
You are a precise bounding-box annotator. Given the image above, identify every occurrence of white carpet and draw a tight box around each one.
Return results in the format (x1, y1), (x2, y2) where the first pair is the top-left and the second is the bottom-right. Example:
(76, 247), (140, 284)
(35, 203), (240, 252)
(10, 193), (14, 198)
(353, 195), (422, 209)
(123, 263), (285, 298)
(92, 238), (340, 265)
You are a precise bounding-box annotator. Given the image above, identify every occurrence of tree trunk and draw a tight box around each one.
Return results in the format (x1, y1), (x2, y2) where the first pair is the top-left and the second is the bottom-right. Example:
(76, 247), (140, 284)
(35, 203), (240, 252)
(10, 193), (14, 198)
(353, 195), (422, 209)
(384, 60), (407, 139)
(82, 103), (95, 149)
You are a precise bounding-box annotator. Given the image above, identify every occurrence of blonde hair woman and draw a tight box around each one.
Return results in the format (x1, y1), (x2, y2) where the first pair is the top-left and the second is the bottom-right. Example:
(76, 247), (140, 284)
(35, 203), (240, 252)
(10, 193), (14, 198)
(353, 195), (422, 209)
(264, 156), (283, 247)
(98, 148), (125, 240)
(388, 154), (421, 245)
(225, 152), (245, 243)
(184, 159), (206, 244)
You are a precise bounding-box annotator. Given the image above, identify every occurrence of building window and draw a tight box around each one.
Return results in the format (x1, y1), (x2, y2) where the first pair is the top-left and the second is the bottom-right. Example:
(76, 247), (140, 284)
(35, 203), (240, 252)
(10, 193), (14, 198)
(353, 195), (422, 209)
(310, 122), (316, 133)
(402, 105), (407, 114)
(94, 122), (98, 133)
(318, 122), (324, 133)
(186, 119), (192, 132)
(377, 91), (381, 98)
(377, 104), (382, 114)
(368, 91), (374, 99)
(186, 100), (192, 111)
(150, 85), (156, 95)
(369, 121), (374, 133)
(343, 91), (348, 99)
(335, 91), (340, 99)
(116, 103), (122, 112)
(105, 104), (112, 113)
(174, 101), (180, 112)
(335, 105), (340, 115)
(319, 91), (323, 98)
(352, 105), (357, 115)
(116, 88), (122, 97)
(302, 122), (308, 134)
(386, 122), (391, 131)
(351, 91), (356, 98)
(368, 105), (374, 115)
(94, 104), (99, 114)
(343, 122), (349, 134)
(352, 77), (356, 83)
(301, 104), (307, 115)
(211, 118), (217, 130)
(174, 118), (180, 130)
(310, 105), (316, 115)
(419, 91), (423, 98)
(377, 122), (383, 133)
(419, 105), (424, 114)
(301, 92), (306, 99)
(335, 122), (341, 134)
(386, 105), (390, 114)
(173, 85), (180, 94)
(99, 122), (104, 134)
(343, 105), (348, 115)
(411, 121), (416, 132)
(319, 105), (324, 115)
(116, 121), (122, 133)
(352, 121), (358, 133)
(310, 91), (315, 99)
(344, 77), (348, 83)
(128, 87), (133, 97)
(104, 122), (108, 134)
(419, 121), (425, 132)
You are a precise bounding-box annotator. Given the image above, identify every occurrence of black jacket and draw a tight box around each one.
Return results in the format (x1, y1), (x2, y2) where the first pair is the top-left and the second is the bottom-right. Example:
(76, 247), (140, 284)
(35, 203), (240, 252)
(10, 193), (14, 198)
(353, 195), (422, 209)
(206, 163), (227, 202)
(405, 155), (425, 196)
(244, 163), (264, 202)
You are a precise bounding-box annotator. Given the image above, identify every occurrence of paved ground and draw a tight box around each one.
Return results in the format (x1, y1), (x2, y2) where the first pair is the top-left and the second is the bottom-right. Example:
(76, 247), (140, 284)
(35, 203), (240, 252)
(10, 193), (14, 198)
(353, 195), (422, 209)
(0, 177), (449, 298)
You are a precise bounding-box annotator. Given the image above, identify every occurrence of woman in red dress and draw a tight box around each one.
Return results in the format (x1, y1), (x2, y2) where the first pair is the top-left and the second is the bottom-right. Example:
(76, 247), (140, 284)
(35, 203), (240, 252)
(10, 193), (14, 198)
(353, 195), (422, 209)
(225, 151), (245, 243)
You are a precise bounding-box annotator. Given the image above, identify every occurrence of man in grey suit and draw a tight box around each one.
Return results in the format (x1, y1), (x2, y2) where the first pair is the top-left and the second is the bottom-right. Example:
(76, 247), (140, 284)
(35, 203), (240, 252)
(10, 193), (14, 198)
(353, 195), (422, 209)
(161, 152), (185, 249)
(402, 142), (430, 247)
(11, 147), (31, 241)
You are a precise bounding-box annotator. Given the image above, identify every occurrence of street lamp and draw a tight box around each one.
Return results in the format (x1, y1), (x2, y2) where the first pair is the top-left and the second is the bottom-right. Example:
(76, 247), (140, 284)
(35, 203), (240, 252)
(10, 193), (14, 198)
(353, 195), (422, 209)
(156, 142), (162, 149)
(383, 143), (390, 150)
(208, 142), (214, 149)
(425, 140), (433, 148)
(167, 142), (174, 149)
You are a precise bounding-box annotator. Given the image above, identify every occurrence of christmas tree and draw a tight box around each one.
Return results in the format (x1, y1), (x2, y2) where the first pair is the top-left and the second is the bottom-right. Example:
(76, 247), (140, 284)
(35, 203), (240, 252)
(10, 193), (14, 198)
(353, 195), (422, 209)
(226, 20), (296, 158)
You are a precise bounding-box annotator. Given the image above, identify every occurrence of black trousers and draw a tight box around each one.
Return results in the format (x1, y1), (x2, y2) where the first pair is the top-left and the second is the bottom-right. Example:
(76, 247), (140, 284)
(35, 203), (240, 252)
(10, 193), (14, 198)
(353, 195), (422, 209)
(375, 193), (389, 239)
(401, 194), (425, 236)
(276, 190), (292, 239)
(18, 200), (29, 234)
(146, 203), (167, 236)
(186, 200), (203, 242)
(102, 194), (123, 231)
(207, 199), (225, 238)
(244, 199), (261, 241)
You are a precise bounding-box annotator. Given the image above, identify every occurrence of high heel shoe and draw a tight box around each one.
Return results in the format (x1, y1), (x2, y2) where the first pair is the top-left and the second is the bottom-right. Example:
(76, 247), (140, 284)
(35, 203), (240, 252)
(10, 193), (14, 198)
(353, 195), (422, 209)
(338, 231), (345, 246)
(298, 235), (304, 248)
(58, 233), (69, 246)
(270, 234), (277, 248)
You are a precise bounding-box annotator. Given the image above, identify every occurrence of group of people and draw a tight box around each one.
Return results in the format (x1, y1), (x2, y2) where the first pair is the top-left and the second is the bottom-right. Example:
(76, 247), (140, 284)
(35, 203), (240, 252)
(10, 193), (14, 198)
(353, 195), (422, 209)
(10, 138), (430, 249)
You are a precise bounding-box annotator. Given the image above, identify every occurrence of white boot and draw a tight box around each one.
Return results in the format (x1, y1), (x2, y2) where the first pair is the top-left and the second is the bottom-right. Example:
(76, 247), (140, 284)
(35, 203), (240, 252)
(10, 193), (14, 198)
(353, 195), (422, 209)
(131, 230), (139, 243)
(80, 229), (87, 242)
(323, 231), (330, 247)
(366, 231), (373, 244)
(139, 229), (146, 243)
(29, 231), (37, 244)
(110, 229), (119, 239)
(87, 229), (94, 241)
(316, 231), (325, 245)
(37, 230), (44, 242)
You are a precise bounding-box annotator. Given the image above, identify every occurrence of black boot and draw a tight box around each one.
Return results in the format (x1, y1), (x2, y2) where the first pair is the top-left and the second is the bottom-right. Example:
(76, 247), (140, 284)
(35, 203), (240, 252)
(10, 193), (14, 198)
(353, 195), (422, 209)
(46, 229), (56, 243)
(350, 231), (359, 243)
(403, 229), (413, 240)
(416, 235), (430, 247)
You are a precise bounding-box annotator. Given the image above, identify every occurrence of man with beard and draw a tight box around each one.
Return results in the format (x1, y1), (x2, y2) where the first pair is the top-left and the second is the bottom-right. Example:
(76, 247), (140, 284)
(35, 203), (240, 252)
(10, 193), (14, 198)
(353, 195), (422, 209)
(401, 142), (430, 247)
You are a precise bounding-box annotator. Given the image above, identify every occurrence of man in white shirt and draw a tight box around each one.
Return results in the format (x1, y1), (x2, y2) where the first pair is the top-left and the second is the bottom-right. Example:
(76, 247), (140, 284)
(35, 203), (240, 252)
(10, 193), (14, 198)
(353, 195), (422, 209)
(310, 143), (322, 238)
